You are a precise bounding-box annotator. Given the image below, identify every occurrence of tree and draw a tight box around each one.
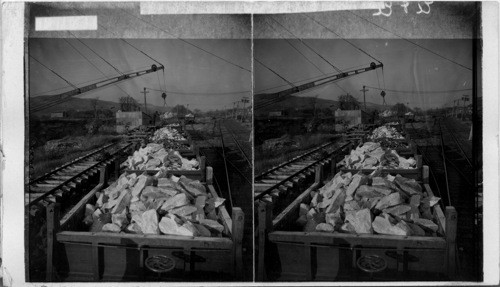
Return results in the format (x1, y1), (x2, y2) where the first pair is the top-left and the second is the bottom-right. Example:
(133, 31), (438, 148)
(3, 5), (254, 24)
(338, 94), (360, 110)
(119, 96), (140, 112)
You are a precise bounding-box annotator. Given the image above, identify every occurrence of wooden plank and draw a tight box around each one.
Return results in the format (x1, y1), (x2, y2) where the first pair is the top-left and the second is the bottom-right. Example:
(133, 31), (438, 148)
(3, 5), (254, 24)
(231, 207), (244, 279)
(46, 203), (60, 281)
(257, 202), (273, 281)
(424, 183), (446, 234)
(208, 184), (232, 235)
(268, 231), (447, 249)
(59, 167), (108, 230)
(272, 182), (319, 229)
(445, 206), (457, 279)
(57, 232), (233, 249)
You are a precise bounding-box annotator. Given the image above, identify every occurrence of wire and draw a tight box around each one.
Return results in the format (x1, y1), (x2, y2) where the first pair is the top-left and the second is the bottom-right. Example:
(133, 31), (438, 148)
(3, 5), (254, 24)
(302, 13), (383, 65)
(67, 32), (124, 76)
(265, 18), (348, 95)
(347, 11), (472, 71)
(364, 85), (473, 94)
(118, 8), (251, 73)
(254, 58), (295, 87)
(269, 16), (342, 73)
(72, 8), (163, 67)
(63, 38), (135, 99)
(29, 55), (78, 89)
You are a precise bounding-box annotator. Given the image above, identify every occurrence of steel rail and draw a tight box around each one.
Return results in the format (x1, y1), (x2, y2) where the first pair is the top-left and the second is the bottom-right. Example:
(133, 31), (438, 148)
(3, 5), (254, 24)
(28, 142), (133, 207)
(256, 140), (337, 180)
(29, 141), (121, 185)
(254, 141), (351, 200)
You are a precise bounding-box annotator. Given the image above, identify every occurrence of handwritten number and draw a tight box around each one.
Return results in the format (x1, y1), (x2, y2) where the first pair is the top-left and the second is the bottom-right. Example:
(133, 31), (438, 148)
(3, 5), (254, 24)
(373, 2), (393, 17)
(400, 1), (410, 13)
(417, 1), (433, 14)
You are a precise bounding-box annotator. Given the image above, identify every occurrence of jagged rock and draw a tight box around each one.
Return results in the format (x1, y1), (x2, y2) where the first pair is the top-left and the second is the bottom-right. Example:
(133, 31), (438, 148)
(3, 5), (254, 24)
(311, 192), (321, 207)
(194, 223), (212, 237)
(159, 215), (192, 236)
(325, 210), (342, 229)
(179, 177), (207, 197)
(316, 223), (335, 232)
(410, 194), (421, 207)
(372, 186), (393, 196)
(213, 197), (225, 208)
(102, 223), (121, 233)
(125, 222), (143, 234)
(413, 218), (438, 232)
(131, 175), (148, 201)
(299, 203), (309, 217)
(199, 219), (224, 232)
(344, 200), (361, 211)
(345, 208), (373, 234)
(304, 211), (325, 232)
(325, 189), (346, 214)
(407, 222), (426, 236)
(112, 189), (132, 214)
(356, 185), (384, 198)
(111, 210), (129, 229)
(394, 175), (422, 196)
(422, 195), (440, 207)
(346, 174), (369, 201)
(372, 214), (410, 236)
(170, 205), (197, 217)
(85, 204), (95, 217)
(340, 222), (356, 233)
(383, 204), (411, 216)
(160, 193), (189, 211)
(141, 209), (159, 234)
(419, 200), (433, 220)
(375, 193), (403, 210)
(181, 221), (199, 237)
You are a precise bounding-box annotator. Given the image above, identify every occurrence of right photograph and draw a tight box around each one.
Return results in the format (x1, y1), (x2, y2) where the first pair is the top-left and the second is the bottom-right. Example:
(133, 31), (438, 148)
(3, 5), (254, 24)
(253, 2), (482, 282)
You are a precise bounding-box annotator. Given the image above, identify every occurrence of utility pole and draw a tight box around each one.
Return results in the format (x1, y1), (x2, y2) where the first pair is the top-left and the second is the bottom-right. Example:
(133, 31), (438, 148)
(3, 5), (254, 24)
(360, 85), (369, 111)
(141, 87), (149, 114)
(462, 95), (469, 121)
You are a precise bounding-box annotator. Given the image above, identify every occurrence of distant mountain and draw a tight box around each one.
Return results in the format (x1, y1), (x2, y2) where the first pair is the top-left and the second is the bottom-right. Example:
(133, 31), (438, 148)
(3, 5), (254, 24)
(30, 96), (171, 115)
(254, 93), (387, 116)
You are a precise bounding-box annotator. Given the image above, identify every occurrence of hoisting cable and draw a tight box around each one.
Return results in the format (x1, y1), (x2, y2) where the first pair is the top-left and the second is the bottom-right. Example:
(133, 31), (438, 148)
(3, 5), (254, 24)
(347, 11), (472, 71)
(118, 7), (250, 73)
(29, 55), (78, 89)
(302, 13), (383, 65)
(254, 58), (295, 87)
(270, 16), (343, 73)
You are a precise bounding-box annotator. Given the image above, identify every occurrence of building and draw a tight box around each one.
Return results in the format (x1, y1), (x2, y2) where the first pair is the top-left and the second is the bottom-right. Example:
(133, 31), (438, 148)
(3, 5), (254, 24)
(334, 109), (370, 131)
(115, 111), (153, 133)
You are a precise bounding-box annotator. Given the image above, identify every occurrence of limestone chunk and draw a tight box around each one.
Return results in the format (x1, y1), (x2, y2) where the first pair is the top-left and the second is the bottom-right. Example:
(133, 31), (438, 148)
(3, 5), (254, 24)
(346, 174), (369, 201)
(344, 208), (373, 234)
(372, 214), (410, 236)
(194, 223), (212, 237)
(413, 218), (438, 232)
(160, 193), (189, 211)
(199, 219), (225, 233)
(141, 209), (159, 234)
(131, 175), (148, 201)
(383, 204), (412, 216)
(375, 192), (403, 211)
(170, 205), (197, 217)
(316, 223), (335, 232)
(102, 223), (121, 233)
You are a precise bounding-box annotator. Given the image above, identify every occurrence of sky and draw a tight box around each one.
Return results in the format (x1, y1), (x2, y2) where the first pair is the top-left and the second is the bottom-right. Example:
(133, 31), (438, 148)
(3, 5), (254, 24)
(29, 38), (252, 111)
(254, 38), (473, 110)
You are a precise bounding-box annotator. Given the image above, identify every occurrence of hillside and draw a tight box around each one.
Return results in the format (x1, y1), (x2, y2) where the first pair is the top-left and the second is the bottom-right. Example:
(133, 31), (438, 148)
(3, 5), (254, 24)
(30, 96), (171, 115)
(254, 93), (386, 116)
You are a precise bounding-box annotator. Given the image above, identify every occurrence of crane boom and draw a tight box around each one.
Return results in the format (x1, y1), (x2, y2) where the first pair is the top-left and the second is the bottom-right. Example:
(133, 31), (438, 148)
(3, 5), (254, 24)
(255, 62), (383, 109)
(30, 64), (164, 112)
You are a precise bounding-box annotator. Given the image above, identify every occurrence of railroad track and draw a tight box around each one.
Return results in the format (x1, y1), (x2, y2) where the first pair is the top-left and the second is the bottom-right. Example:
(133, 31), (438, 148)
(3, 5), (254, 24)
(254, 139), (353, 202)
(407, 118), (480, 280)
(27, 141), (133, 207)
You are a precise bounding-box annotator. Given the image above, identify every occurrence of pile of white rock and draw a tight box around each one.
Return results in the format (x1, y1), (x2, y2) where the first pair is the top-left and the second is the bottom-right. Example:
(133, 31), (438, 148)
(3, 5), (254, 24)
(368, 125), (404, 140)
(124, 143), (199, 171)
(150, 127), (187, 142)
(297, 170), (440, 236)
(84, 172), (226, 237)
(338, 142), (416, 169)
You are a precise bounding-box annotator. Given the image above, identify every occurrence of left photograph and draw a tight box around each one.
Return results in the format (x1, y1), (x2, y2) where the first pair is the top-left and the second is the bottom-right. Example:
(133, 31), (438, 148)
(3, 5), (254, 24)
(26, 3), (252, 282)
